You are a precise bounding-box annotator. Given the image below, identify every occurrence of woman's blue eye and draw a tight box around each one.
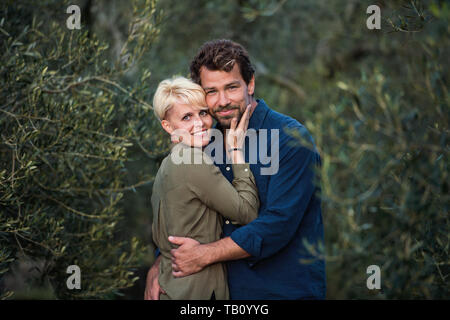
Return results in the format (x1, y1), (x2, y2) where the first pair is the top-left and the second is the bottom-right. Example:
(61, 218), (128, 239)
(200, 110), (208, 116)
(182, 115), (190, 120)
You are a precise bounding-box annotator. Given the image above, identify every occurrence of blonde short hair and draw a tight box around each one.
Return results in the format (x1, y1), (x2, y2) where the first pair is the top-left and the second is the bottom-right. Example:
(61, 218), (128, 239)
(152, 76), (206, 121)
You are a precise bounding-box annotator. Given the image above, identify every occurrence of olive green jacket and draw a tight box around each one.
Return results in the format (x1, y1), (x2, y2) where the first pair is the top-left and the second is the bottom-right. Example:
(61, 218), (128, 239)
(151, 143), (259, 300)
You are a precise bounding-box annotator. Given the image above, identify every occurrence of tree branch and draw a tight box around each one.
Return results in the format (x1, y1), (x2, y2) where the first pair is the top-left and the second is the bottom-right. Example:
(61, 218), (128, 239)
(255, 61), (306, 101)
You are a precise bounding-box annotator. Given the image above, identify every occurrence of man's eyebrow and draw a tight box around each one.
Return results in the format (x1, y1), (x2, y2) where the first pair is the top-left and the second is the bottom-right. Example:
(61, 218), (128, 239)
(225, 81), (241, 87)
(203, 81), (241, 91)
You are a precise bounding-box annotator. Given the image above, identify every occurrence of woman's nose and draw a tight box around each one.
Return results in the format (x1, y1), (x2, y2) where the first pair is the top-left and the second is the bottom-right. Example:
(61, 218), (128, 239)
(193, 117), (204, 128)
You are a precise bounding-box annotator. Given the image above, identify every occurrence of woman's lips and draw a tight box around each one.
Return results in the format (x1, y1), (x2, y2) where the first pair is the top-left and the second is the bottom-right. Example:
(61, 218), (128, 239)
(192, 130), (208, 137)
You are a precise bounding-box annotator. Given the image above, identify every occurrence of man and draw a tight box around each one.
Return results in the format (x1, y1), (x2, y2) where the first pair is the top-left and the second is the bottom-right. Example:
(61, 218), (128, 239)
(145, 39), (325, 300)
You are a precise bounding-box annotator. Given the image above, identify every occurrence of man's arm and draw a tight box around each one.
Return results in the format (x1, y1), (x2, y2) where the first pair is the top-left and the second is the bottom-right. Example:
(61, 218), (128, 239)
(229, 127), (320, 265)
(170, 124), (321, 275)
(169, 236), (250, 277)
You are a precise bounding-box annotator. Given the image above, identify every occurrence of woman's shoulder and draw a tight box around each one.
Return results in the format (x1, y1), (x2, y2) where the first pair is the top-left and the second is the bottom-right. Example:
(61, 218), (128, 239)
(169, 144), (214, 164)
(167, 144), (217, 180)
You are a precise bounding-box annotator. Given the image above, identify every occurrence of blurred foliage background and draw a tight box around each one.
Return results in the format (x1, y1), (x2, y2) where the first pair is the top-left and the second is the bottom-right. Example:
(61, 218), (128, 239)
(0, 0), (448, 299)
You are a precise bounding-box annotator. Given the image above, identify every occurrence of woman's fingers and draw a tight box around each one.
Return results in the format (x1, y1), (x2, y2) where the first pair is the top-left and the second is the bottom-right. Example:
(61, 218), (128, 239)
(227, 104), (251, 150)
(237, 104), (251, 132)
(230, 117), (237, 131)
(244, 104), (251, 130)
(228, 118), (238, 150)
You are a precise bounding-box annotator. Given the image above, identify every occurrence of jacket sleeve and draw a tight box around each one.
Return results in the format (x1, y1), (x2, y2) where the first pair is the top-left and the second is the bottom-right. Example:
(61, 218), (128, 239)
(185, 150), (259, 225)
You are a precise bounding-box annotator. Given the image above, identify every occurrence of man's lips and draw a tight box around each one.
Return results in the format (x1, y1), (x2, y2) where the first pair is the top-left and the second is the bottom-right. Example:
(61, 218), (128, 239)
(216, 109), (236, 117)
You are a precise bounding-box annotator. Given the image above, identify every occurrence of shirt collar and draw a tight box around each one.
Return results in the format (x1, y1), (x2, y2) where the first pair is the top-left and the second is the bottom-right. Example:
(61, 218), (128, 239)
(248, 99), (270, 131)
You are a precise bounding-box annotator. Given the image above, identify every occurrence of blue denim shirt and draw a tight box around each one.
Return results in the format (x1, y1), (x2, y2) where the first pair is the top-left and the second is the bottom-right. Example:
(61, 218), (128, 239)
(213, 99), (326, 299)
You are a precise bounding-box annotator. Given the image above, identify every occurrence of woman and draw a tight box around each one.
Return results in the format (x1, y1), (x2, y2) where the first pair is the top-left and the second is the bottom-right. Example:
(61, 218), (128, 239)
(150, 76), (259, 300)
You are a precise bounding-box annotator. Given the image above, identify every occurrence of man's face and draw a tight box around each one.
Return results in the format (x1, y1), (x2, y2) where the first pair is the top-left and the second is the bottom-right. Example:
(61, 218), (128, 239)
(199, 64), (255, 128)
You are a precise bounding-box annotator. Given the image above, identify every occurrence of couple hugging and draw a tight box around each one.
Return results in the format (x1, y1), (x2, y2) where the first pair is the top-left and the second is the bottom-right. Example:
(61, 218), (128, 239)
(145, 39), (325, 300)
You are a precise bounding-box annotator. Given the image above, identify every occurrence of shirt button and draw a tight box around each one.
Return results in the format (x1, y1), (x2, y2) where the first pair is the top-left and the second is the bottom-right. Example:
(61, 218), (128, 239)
(225, 220), (230, 224)
(226, 167), (230, 171)
(244, 168), (248, 172)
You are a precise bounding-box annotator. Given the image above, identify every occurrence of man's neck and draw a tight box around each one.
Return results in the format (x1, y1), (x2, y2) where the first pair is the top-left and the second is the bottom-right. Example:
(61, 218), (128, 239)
(248, 96), (258, 118)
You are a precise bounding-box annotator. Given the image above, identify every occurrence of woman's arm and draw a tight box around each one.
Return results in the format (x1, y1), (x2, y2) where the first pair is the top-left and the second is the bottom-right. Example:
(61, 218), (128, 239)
(187, 105), (259, 225)
(144, 256), (165, 300)
(186, 153), (259, 225)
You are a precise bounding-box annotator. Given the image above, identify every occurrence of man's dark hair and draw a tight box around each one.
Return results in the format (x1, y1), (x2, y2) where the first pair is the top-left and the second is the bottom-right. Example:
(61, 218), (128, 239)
(190, 39), (255, 86)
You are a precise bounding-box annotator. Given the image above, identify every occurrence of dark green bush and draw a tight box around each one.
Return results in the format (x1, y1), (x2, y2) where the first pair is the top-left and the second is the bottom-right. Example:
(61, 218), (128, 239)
(1, 0), (448, 299)
(0, 0), (164, 299)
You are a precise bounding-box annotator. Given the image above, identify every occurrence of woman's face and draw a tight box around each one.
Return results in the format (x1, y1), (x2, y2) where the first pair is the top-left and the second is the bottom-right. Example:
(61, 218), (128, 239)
(161, 101), (213, 148)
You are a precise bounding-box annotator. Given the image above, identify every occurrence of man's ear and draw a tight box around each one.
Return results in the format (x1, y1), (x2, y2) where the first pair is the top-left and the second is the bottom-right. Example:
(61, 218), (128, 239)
(247, 75), (255, 96)
(161, 119), (173, 135)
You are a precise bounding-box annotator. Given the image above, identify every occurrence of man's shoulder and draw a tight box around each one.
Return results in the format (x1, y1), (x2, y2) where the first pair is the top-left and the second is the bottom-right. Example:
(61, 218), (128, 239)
(262, 104), (304, 131)
(263, 106), (316, 149)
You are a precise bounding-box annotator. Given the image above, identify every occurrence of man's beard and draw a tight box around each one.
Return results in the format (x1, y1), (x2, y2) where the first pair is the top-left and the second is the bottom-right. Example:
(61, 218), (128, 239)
(212, 105), (243, 129)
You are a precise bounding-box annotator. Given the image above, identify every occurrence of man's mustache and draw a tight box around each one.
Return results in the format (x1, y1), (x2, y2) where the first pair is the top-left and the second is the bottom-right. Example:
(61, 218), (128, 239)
(212, 106), (240, 114)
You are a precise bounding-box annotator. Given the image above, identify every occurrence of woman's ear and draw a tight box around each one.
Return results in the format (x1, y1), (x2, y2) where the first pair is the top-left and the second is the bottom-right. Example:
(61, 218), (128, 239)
(161, 119), (173, 135)
(247, 75), (255, 96)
